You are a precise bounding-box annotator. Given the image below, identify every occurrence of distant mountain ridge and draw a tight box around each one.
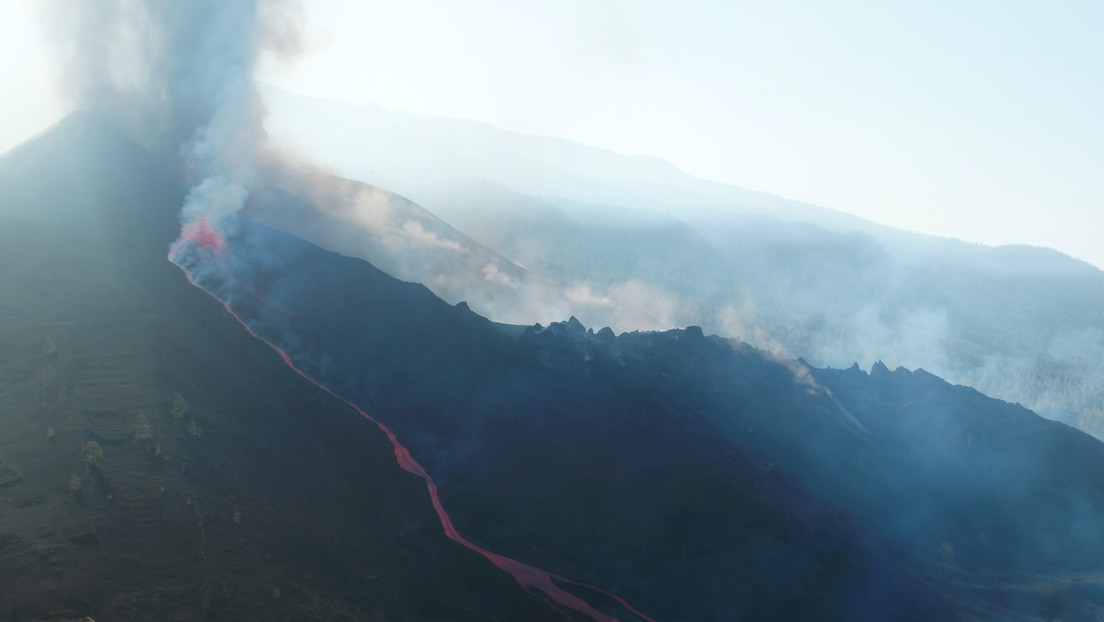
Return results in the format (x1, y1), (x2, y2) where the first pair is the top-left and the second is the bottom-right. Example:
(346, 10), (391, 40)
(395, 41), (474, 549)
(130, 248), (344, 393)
(261, 86), (878, 233)
(263, 87), (1104, 438)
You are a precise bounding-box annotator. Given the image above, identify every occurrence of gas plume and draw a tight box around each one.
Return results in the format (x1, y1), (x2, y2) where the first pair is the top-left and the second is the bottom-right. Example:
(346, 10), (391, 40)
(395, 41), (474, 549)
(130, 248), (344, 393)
(36, 0), (303, 236)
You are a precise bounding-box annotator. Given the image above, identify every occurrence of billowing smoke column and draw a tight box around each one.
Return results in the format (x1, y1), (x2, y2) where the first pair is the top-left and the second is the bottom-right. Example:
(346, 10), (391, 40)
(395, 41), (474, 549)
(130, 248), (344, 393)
(37, 0), (302, 239)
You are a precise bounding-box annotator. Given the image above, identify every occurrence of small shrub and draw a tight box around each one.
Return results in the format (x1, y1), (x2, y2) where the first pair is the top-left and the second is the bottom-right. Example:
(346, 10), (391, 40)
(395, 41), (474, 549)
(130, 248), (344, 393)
(133, 414), (153, 441)
(82, 440), (103, 464)
(170, 392), (189, 420)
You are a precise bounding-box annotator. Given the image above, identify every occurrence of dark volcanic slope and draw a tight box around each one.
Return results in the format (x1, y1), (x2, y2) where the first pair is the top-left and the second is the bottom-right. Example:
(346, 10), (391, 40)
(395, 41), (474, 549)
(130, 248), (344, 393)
(0, 113), (565, 621)
(177, 220), (952, 622)
(176, 215), (1104, 621)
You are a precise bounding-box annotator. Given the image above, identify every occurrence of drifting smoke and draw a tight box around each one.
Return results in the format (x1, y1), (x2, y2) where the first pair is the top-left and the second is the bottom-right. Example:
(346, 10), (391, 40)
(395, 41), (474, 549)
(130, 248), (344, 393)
(237, 166), (690, 334)
(36, 0), (303, 236)
(31, 0), (678, 336)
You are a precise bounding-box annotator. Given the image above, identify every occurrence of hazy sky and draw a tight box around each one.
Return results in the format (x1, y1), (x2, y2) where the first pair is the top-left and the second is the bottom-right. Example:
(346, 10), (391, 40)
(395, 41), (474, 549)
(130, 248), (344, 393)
(3, 0), (1102, 268)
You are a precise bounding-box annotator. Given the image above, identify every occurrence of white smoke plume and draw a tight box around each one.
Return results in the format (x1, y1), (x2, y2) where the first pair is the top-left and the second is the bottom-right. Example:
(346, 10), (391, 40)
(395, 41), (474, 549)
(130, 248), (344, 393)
(36, 0), (304, 235)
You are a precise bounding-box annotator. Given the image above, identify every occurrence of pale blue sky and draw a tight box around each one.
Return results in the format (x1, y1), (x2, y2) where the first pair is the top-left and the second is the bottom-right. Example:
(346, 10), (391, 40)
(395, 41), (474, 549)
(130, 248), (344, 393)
(3, 0), (1102, 268)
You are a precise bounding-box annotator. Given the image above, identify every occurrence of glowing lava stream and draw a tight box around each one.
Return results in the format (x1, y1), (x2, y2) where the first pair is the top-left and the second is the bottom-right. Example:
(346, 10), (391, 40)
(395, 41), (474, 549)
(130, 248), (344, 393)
(169, 221), (658, 622)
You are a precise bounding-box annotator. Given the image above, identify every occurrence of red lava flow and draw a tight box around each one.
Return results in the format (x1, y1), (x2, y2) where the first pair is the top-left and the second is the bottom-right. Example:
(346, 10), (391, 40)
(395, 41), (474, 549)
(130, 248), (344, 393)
(169, 231), (659, 622)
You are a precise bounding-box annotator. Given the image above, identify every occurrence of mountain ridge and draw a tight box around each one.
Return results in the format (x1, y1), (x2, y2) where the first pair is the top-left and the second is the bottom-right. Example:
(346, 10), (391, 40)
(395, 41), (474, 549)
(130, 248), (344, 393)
(263, 84), (1102, 272)
(187, 213), (1104, 620)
